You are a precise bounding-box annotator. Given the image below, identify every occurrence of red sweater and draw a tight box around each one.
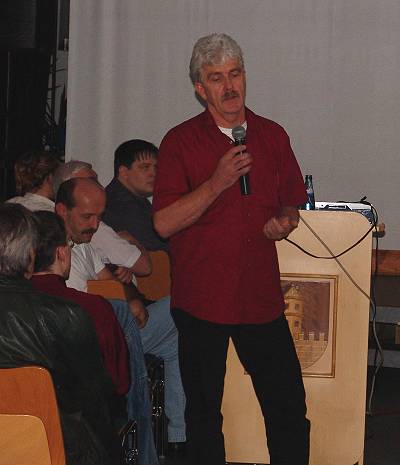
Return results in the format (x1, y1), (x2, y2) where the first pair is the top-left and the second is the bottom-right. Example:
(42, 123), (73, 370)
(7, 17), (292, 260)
(31, 274), (130, 395)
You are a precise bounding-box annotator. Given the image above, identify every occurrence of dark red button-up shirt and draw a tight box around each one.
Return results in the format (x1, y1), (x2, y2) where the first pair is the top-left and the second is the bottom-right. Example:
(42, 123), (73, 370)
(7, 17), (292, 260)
(31, 274), (130, 395)
(153, 108), (307, 324)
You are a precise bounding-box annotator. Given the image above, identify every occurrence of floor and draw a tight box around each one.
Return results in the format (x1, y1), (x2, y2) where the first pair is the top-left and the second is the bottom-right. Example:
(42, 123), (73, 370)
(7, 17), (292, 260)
(160, 367), (400, 465)
(364, 366), (400, 465)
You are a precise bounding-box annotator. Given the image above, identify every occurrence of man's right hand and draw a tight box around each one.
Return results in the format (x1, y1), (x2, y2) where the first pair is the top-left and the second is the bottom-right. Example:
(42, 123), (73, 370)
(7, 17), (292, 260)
(209, 144), (252, 195)
(153, 144), (252, 239)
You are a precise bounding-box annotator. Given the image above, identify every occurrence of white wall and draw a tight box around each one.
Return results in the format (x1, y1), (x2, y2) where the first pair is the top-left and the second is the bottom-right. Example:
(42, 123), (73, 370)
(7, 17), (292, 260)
(67, 0), (400, 249)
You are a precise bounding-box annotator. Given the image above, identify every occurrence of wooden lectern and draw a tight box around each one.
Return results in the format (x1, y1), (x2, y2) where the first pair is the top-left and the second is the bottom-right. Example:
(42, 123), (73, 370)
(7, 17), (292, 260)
(222, 211), (372, 465)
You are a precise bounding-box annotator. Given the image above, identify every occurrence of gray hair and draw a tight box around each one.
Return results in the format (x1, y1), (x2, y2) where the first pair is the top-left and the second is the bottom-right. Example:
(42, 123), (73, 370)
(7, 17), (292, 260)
(0, 203), (38, 278)
(52, 160), (93, 195)
(189, 33), (244, 84)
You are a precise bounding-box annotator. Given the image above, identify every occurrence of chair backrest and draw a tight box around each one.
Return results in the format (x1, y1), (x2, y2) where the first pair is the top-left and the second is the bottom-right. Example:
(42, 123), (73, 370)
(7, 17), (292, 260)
(87, 250), (171, 303)
(0, 414), (52, 465)
(87, 279), (135, 300)
(0, 366), (66, 465)
(137, 250), (171, 301)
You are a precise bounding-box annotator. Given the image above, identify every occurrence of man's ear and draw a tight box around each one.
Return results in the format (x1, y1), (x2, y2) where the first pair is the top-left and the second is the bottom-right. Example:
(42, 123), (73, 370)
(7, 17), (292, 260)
(55, 202), (67, 220)
(118, 165), (128, 180)
(194, 82), (207, 102)
(56, 245), (68, 264)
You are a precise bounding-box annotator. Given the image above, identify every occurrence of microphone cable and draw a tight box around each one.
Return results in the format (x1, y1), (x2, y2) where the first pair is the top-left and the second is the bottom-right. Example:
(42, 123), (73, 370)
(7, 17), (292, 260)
(293, 213), (374, 301)
(367, 228), (383, 416)
(285, 198), (378, 260)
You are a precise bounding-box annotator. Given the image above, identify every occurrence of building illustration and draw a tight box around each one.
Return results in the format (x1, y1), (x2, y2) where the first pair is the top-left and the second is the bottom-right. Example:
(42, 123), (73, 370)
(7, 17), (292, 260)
(284, 283), (328, 370)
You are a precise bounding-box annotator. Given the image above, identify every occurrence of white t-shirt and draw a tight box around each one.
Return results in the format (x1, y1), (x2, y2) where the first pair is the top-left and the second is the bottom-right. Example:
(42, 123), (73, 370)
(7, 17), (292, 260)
(218, 122), (247, 141)
(91, 222), (141, 270)
(66, 243), (106, 292)
(68, 223), (141, 290)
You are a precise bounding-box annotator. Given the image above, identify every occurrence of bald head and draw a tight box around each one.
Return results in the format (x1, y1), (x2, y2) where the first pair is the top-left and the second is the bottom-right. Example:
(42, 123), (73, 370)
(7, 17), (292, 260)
(55, 178), (106, 244)
(74, 177), (104, 199)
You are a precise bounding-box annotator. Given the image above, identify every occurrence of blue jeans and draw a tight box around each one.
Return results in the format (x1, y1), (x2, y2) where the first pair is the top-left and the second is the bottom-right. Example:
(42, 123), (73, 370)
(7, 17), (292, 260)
(110, 297), (186, 443)
(109, 299), (159, 465)
(141, 297), (186, 443)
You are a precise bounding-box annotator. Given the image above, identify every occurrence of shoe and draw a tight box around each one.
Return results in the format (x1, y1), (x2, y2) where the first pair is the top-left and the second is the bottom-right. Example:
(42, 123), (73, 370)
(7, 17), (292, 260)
(166, 441), (186, 458)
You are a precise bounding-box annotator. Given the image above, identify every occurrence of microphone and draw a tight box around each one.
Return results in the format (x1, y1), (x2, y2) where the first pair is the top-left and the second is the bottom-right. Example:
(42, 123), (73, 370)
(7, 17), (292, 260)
(232, 125), (250, 195)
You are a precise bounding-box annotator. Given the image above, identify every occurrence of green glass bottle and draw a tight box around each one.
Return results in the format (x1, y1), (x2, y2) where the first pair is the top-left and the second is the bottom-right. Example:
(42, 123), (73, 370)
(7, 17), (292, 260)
(303, 175), (315, 210)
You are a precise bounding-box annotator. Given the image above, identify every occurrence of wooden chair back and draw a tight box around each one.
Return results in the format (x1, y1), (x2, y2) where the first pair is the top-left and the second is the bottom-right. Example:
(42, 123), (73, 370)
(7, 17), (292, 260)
(87, 250), (171, 302)
(0, 414), (52, 465)
(137, 250), (171, 301)
(0, 366), (66, 465)
(87, 279), (136, 300)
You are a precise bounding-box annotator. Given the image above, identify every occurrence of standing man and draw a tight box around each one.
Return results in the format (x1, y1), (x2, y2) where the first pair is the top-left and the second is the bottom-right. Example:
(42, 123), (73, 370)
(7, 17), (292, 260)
(153, 33), (310, 465)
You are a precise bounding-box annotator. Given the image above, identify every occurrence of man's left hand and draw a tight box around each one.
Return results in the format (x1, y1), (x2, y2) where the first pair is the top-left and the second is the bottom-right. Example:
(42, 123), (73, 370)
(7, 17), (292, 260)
(263, 207), (300, 241)
(114, 266), (135, 284)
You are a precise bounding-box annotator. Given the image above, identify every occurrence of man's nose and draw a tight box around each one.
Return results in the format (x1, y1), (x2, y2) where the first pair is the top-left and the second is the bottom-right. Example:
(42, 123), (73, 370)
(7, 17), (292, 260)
(223, 75), (233, 90)
(90, 217), (99, 230)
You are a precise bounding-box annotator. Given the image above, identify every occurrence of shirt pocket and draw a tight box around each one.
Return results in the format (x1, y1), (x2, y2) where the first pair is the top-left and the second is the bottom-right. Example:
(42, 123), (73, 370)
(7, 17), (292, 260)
(248, 149), (280, 206)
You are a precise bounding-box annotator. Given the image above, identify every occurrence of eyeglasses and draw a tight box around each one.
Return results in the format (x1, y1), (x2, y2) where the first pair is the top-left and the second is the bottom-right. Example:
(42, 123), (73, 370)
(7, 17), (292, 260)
(67, 239), (75, 249)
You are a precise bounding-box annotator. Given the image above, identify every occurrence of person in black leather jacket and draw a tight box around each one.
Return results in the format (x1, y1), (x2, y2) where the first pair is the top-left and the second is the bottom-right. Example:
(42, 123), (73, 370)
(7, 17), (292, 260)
(0, 203), (119, 465)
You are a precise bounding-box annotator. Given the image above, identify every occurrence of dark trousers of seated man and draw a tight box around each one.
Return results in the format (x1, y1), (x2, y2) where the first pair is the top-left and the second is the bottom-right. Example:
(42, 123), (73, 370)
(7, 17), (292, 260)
(172, 309), (310, 465)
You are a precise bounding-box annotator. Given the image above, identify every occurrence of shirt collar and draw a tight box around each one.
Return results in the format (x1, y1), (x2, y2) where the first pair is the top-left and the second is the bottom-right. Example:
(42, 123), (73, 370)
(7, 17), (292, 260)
(31, 273), (66, 287)
(202, 106), (255, 133)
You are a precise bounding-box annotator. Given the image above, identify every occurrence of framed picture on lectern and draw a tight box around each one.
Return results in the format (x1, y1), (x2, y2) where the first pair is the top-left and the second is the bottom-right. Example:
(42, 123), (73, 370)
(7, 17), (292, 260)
(280, 274), (338, 378)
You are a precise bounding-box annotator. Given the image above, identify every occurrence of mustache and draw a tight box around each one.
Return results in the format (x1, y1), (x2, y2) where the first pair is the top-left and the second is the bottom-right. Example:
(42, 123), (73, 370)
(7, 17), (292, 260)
(222, 90), (239, 101)
(81, 228), (97, 235)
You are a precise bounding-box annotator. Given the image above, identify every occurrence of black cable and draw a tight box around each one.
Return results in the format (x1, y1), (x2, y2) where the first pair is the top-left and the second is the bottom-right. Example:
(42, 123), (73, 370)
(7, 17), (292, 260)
(285, 198), (378, 259)
(366, 223), (384, 416)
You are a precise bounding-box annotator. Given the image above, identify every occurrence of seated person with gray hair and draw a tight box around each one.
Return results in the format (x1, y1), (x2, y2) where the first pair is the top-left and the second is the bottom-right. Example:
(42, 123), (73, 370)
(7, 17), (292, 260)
(0, 203), (119, 465)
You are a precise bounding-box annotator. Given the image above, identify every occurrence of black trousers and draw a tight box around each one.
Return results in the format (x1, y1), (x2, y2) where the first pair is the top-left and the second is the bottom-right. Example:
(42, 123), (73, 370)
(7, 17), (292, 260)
(171, 309), (310, 465)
